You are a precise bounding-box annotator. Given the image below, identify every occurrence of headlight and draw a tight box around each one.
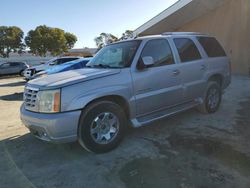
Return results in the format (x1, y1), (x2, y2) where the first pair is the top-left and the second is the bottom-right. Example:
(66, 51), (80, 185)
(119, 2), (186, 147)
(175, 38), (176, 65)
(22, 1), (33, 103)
(38, 89), (61, 113)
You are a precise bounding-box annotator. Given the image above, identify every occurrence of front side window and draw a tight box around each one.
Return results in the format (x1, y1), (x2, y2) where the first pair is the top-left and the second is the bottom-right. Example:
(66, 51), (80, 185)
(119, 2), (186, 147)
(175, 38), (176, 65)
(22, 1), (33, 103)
(174, 38), (201, 63)
(141, 39), (174, 67)
(87, 40), (141, 68)
(198, 37), (226, 57)
(10, 62), (20, 66)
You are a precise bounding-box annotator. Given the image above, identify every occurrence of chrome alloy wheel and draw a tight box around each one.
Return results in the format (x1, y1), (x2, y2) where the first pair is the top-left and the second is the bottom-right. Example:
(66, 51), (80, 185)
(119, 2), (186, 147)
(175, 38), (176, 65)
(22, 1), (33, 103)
(207, 88), (220, 110)
(90, 112), (119, 144)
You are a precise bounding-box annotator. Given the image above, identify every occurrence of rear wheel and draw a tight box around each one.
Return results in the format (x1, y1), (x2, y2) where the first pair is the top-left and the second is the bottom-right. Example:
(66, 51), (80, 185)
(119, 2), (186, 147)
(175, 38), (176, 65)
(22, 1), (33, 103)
(78, 101), (127, 153)
(197, 81), (222, 114)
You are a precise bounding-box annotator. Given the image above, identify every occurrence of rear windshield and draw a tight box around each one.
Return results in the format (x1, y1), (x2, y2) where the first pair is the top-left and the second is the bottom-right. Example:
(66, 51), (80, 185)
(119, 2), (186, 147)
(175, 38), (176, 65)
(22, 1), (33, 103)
(198, 37), (226, 57)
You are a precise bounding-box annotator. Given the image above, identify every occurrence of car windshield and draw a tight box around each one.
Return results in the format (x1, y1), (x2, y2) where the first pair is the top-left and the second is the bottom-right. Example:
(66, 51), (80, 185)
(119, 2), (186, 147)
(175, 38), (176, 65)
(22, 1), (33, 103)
(87, 40), (141, 68)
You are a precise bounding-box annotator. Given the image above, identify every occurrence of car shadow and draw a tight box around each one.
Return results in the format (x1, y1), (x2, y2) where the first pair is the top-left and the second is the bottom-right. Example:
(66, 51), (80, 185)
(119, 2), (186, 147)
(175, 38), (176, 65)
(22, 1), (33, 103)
(0, 133), (91, 187)
(0, 92), (23, 101)
(0, 81), (26, 87)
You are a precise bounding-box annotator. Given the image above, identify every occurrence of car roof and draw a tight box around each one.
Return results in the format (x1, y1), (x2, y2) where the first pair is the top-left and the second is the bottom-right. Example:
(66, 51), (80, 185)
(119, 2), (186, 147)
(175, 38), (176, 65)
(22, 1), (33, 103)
(109, 33), (210, 46)
(58, 56), (82, 59)
(136, 32), (210, 40)
(7, 61), (26, 63)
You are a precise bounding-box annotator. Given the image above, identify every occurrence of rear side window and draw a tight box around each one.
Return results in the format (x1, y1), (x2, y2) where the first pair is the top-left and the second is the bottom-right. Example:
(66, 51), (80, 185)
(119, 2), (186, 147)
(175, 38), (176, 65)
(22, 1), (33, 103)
(174, 38), (201, 63)
(1, 63), (11, 68)
(63, 58), (78, 63)
(57, 58), (78, 65)
(141, 39), (174, 67)
(198, 37), (226, 57)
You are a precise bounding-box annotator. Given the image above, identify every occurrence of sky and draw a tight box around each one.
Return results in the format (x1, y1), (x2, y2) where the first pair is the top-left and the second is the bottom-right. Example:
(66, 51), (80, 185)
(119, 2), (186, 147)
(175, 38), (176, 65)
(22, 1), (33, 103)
(0, 0), (178, 48)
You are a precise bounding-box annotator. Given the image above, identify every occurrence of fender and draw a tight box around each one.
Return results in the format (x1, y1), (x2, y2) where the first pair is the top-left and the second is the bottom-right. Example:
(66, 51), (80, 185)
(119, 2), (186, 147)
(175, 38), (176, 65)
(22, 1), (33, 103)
(62, 85), (137, 118)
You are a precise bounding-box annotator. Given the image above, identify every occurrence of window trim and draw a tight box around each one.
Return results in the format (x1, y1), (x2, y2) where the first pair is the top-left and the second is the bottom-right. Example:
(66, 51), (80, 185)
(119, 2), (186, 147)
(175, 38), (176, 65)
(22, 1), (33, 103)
(173, 37), (202, 63)
(138, 38), (176, 69)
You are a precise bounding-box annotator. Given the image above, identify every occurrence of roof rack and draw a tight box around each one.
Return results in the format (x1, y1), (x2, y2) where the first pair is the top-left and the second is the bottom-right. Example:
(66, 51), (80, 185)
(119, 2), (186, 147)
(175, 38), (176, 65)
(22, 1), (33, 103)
(162, 32), (203, 35)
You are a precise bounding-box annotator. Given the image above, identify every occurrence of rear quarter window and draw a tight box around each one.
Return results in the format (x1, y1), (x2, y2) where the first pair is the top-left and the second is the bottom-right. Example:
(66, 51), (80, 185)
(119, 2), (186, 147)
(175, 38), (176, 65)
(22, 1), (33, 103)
(198, 37), (226, 57)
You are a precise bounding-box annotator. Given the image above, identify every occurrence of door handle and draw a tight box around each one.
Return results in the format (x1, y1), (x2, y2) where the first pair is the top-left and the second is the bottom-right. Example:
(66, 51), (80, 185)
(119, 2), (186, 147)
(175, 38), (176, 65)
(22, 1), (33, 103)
(173, 69), (180, 75)
(201, 65), (207, 70)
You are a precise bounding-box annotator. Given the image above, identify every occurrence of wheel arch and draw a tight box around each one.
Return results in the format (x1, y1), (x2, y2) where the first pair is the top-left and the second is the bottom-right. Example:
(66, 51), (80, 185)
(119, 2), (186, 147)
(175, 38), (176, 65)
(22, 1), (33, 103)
(208, 74), (224, 87)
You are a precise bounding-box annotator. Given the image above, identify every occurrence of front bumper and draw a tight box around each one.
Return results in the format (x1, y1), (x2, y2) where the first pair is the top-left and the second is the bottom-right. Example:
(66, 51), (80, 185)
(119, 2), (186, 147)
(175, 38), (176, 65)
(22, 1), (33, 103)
(20, 104), (81, 143)
(24, 69), (33, 80)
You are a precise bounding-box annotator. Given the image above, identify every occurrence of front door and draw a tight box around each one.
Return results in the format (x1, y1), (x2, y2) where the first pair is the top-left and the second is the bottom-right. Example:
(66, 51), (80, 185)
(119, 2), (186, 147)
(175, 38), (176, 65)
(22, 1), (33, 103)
(131, 39), (184, 116)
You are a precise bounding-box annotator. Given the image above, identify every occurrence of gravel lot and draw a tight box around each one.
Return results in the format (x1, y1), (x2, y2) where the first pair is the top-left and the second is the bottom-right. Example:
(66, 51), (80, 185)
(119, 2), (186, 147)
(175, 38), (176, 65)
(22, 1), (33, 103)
(0, 75), (250, 188)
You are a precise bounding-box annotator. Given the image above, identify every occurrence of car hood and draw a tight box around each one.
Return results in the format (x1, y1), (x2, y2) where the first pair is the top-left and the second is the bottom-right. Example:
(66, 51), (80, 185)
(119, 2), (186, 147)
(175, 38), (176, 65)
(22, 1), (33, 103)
(27, 68), (121, 90)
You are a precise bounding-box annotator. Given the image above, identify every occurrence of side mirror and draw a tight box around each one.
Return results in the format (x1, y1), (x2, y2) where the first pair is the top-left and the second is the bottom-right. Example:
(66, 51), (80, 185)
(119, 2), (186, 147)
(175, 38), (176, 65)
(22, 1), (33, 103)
(142, 56), (154, 67)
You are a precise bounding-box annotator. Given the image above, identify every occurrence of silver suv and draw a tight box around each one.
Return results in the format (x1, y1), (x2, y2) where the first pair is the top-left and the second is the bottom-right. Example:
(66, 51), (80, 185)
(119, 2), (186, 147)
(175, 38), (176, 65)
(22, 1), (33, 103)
(20, 32), (231, 153)
(0, 62), (29, 76)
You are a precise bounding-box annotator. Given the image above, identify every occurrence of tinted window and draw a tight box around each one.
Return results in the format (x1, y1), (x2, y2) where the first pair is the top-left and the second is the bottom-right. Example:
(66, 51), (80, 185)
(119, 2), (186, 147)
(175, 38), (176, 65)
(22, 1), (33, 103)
(174, 38), (201, 62)
(141, 39), (174, 67)
(0, 63), (11, 68)
(198, 37), (226, 57)
(55, 58), (78, 65)
(62, 58), (78, 63)
(80, 60), (89, 68)
(10, 62), (20, 66)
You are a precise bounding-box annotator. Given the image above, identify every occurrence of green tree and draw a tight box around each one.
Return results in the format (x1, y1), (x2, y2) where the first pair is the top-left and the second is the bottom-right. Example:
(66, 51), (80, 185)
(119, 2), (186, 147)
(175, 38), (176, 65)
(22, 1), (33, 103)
(120, 30), (134, 40)
(65, 32), (77, 49)
(94, 30), (134, 49)
(0, 26), (25, 58)
(25, 25), (77, 57)
(94, 33), (118, 49)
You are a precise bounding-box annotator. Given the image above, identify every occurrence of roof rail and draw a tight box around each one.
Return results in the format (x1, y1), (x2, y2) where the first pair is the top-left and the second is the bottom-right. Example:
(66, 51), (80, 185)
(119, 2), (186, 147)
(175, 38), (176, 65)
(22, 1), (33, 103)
(162, 32), (203, 35)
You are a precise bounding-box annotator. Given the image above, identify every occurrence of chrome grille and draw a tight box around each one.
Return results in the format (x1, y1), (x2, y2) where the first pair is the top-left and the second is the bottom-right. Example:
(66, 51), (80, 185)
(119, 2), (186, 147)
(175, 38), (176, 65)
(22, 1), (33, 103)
(24, 87), (39, 111)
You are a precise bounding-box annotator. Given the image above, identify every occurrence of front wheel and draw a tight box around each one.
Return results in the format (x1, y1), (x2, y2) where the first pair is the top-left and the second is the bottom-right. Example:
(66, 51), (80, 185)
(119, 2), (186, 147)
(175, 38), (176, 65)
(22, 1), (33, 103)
(78, 101), (127, 153)
(197, 81), (222, 114)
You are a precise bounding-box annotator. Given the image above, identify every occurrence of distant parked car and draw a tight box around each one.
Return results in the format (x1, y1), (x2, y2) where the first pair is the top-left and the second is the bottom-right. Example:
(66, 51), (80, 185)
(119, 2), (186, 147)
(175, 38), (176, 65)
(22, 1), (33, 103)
(30, 58), (92, 80)
(24, 56), (81, 80)
(0, 62), (29, 76)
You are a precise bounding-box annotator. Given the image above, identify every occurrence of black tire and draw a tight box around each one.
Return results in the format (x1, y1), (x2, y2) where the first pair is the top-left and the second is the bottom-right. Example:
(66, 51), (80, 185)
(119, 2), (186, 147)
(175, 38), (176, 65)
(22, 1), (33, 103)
(78, 101), (127, 153)
(197, 81), (222, 114)
(19, 70), (24, 76)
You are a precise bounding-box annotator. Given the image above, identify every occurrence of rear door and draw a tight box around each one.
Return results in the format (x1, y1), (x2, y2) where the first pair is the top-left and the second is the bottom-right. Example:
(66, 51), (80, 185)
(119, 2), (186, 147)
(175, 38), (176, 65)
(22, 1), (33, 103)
(10, 62), (21, 73)
(0, 63), (15, 74)
(171, 37), (207, 101)
(131, 38), (184, 116)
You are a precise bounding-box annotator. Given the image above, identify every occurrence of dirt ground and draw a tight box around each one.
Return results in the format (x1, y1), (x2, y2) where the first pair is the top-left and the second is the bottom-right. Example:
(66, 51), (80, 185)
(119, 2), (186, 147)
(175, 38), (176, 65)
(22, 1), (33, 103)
(0, 75), (250, 188)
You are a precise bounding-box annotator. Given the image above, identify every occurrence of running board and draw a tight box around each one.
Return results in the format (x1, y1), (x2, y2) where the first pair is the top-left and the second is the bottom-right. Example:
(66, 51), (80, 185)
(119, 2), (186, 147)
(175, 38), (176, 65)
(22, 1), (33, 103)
(131, 100), (202, 128)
